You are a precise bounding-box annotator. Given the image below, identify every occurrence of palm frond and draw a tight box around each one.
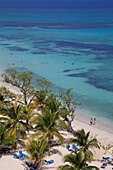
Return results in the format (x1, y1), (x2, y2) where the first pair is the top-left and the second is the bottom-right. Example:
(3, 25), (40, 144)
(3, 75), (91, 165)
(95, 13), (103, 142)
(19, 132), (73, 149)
(82, 166), (99, 170)
(29, 131), (42, 139)
(58, 165), (74, 170)
(53, 131), (64, 144)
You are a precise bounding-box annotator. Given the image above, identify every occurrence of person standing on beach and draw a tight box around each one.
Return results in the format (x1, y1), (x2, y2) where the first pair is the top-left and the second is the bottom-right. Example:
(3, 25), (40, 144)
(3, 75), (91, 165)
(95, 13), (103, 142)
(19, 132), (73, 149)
(93, 118), (96, 125)
(89, 118), (93, 125)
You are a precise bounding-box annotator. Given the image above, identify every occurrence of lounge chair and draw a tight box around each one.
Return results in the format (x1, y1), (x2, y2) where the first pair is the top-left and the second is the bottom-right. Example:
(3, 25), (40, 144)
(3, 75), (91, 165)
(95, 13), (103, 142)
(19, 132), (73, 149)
(19, 150), (29, 157)
(101, 157), (110, 163)
(66, 144), (72, 151)
(83, 163), (88, 167)
(102, 157), (110, 161)
(13, 154), (23, 159)
(67, 147), (72, 151)
(0, 122), (5, 125)
(51, 150), (57, 154)
(69, 130), (72, 133)
(72, 144), (78, 150)
(108, 158), (113, 165)
(44, 160), (54, 164)
(24, 161), (37, 170)
(101, 162), (107, 168)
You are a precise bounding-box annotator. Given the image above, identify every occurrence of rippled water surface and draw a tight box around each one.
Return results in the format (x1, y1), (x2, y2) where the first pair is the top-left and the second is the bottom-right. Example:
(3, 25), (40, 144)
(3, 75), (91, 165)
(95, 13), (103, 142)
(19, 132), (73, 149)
(0, 8), (113, 124)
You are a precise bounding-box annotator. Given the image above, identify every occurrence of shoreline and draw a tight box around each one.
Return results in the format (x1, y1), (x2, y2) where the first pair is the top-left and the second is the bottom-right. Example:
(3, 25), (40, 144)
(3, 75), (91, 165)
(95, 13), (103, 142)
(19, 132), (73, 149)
(75, 108), (113, 135)
(0, 77), (113, 170)
(0, 75), (113, 135)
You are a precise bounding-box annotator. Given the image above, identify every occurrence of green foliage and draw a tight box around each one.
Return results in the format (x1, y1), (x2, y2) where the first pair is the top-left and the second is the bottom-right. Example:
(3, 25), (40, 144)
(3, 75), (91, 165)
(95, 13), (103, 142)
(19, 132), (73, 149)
(2, 69), (35, 105)
(31, 108), (65, 144)
(0, 94), (4, 101)
(36, 77), (52, 90)
(70, 129), (100, 155)
(59, 88), (81, 133)
(26, 138), (49, 169)
(100, 143), (113, 155)
(30, 95), (69, 148)
(59, 88), (81, 113)
(58, 149), (99, 170)
(0, 100), (32, 145)
(30, 89), (47, 110)
(23, 104), (35, 124)
(43, 94), (61, 113)
(0, 86), (16, 102)
(0, 124), (16, 148)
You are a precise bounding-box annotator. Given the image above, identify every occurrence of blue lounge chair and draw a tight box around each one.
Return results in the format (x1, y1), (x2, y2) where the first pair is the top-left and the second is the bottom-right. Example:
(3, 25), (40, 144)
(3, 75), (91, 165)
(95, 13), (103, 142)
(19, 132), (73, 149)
(66, 144), (70, 148)
(24, 161), (36, 170)
(13, 154), (23, 159)
(44, 160), (54, 164)
(67, 147), (72, 151)
(69, 130), (72, 133)
(102, 157), (110, 161)
(101, 163), (107, 168)
(66, 144), (72, 151)
(0, 122), (5, 125)
(52, 151), (57, 154)
(19, 150), (29, 157)
(83, 163), (88, 167)
(72, 144), (78, 150)
(25, 161), (35, 167)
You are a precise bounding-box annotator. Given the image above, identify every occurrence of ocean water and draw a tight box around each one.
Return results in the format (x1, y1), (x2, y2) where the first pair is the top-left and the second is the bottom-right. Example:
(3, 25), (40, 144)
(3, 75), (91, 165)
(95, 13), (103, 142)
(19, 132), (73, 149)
(0, 7), (113, 125)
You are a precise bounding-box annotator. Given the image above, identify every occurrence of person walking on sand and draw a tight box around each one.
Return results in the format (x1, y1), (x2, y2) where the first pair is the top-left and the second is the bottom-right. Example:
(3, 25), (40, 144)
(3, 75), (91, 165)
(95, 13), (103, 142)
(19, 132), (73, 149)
(89, 118), (93, 126)
(93, 118), (96, 125)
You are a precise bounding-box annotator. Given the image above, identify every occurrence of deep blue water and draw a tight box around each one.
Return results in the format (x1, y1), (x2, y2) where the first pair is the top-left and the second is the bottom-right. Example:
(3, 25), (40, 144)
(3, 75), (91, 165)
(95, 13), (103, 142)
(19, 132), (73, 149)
(0, 7), (113, 124)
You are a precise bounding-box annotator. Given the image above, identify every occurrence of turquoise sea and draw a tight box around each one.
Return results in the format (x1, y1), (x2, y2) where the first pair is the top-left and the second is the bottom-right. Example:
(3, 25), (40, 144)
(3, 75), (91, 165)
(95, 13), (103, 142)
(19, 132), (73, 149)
(0, 7), (113, 125)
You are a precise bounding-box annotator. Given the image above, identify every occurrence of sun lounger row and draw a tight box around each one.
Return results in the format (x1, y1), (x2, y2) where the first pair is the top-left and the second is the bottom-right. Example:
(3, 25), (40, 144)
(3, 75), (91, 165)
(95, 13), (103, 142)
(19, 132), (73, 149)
(101, 156), (113, 168)
(13, 151), (29, 159)
(23, 159), (54, 170)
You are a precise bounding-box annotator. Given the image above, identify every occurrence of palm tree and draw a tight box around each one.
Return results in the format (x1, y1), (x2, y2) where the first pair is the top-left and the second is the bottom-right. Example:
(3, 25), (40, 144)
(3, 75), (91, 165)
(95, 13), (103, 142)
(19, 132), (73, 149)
(0, 100), (31, 146)
(31, 108), (66, 151)
(30, 89), (47, 110)
(23, 104), (34, 124)
(70, 129), (100, 152)
(26, 138), (49, 170)
(31, 96), (68, 151)
(30, 95), (70, 157)
(43, 94), (61, 113)
(0, 124), (16, 148)
(58, 149), (99, 170)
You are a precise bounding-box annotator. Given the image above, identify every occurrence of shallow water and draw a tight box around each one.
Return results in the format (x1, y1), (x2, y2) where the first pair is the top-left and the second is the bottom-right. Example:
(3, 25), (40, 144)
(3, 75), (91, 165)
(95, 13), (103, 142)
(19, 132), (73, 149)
(0, 8), (113, 125)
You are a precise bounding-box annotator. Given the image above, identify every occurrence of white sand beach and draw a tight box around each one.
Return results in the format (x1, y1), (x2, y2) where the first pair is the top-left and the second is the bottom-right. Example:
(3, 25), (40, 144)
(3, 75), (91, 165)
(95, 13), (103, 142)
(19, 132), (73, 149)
(0, 79), (113, 170)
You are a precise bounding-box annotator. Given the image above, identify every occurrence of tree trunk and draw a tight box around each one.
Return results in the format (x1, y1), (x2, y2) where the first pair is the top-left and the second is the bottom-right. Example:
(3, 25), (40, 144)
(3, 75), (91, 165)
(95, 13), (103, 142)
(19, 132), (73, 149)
(48, 135), (51, 156)
(16, 131), (20, 145)
(64, 115), (74, 134)
(36, 161), (42, 170)
(24, 94), (27, 105)
(26, 118), (28, 124)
